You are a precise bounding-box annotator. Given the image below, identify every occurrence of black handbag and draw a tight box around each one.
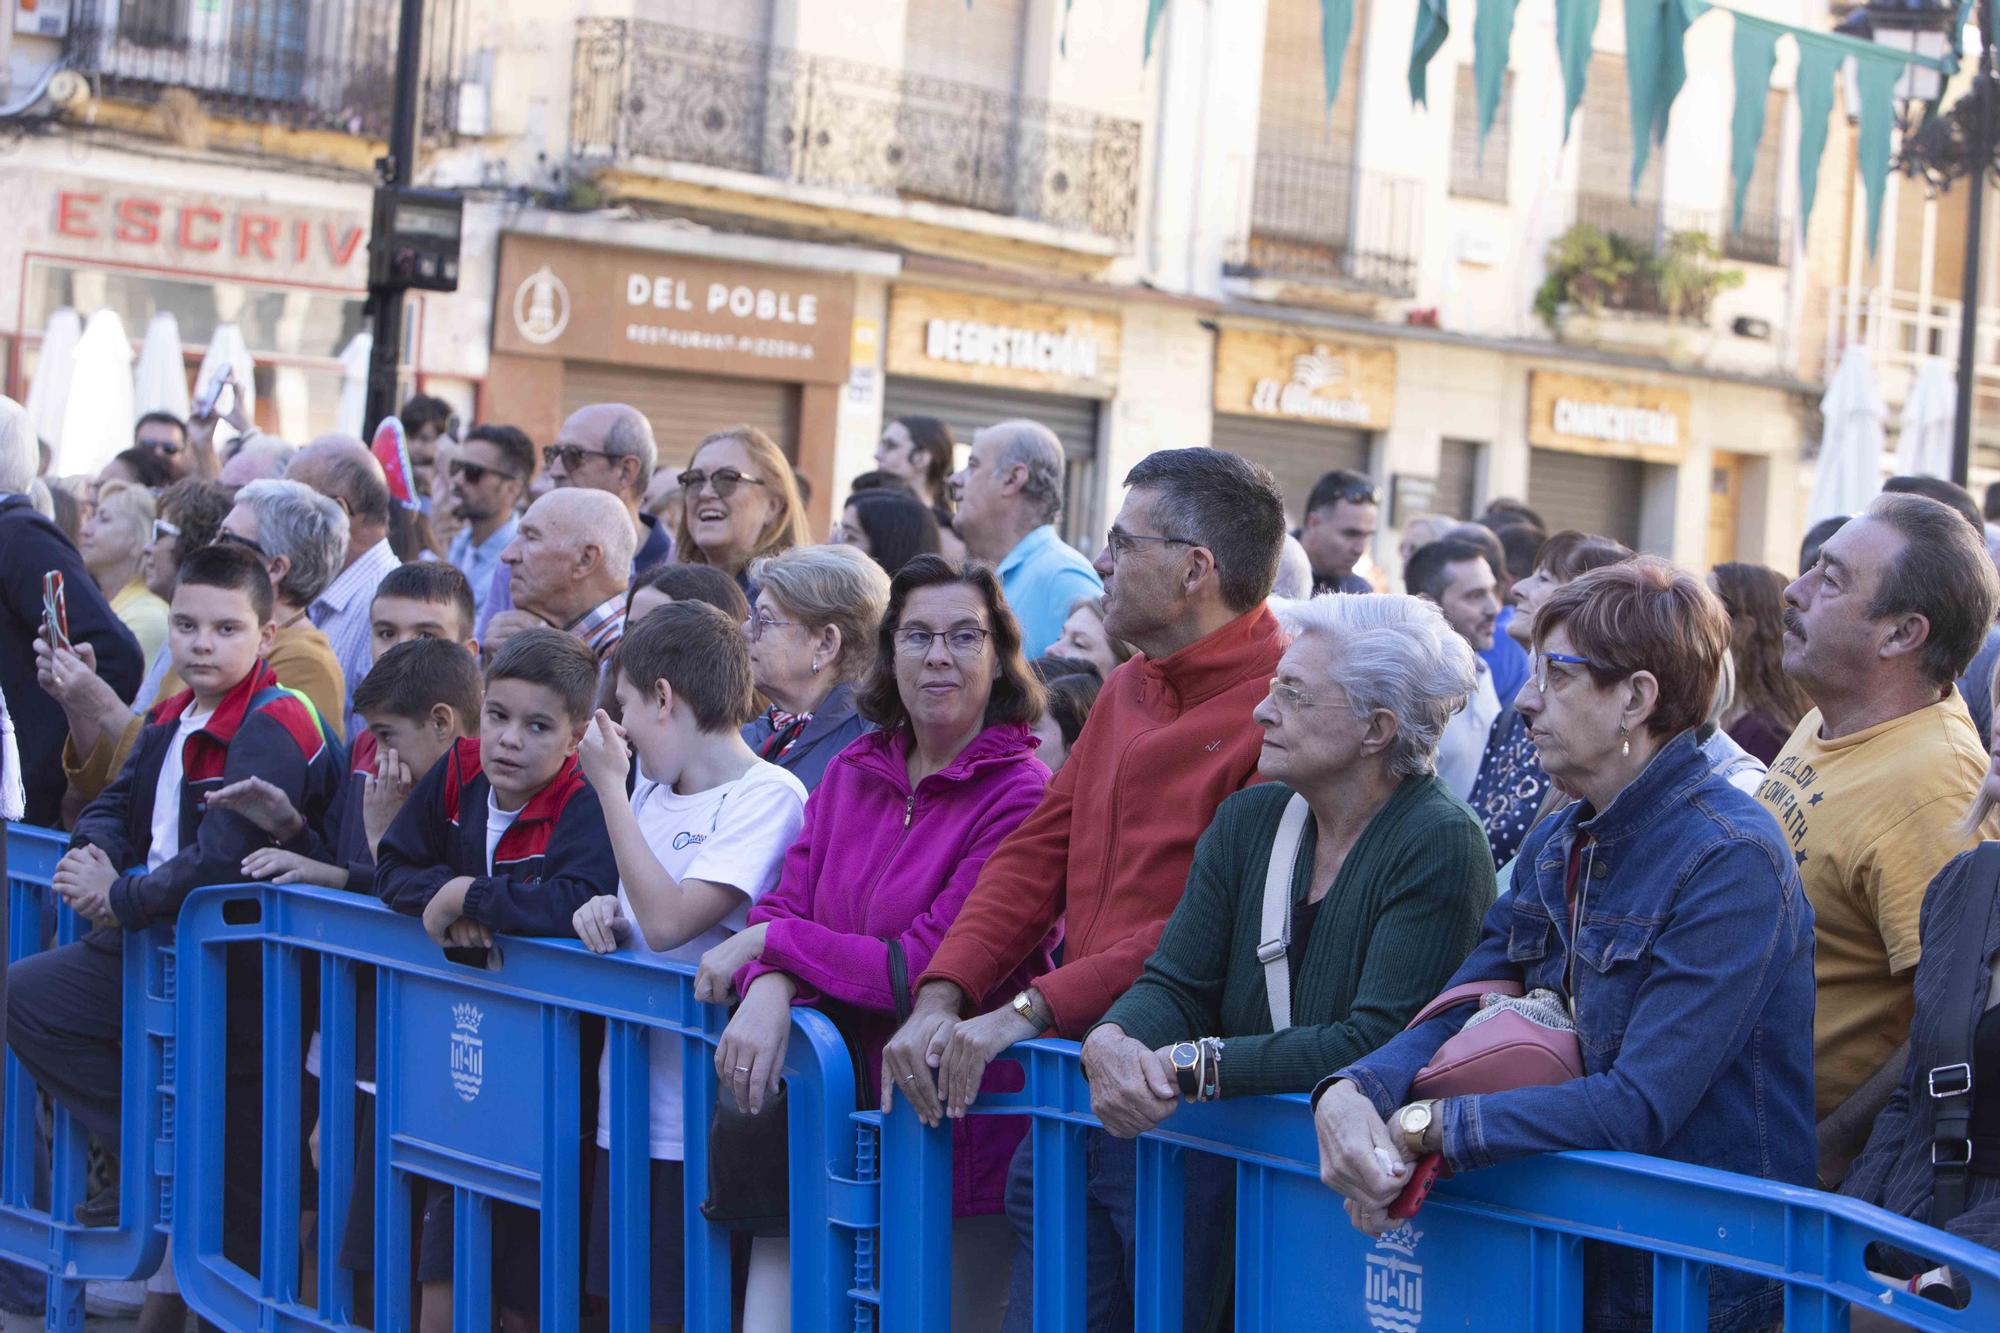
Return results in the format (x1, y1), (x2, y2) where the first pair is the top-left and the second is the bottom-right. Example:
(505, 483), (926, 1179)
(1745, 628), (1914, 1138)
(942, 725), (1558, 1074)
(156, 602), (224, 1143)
(1922, 841), (2000, 1227)
(699, 939), (914, 1236)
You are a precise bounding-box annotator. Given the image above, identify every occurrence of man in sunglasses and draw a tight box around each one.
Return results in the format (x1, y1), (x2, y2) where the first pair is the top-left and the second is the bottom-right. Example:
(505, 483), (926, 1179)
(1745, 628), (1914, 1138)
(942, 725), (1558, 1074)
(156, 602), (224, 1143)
(134, 412), (189, 482)
(446, 424), (535, 623)
(1299, 467), (1381, 596)
(477, 403), (671, 643)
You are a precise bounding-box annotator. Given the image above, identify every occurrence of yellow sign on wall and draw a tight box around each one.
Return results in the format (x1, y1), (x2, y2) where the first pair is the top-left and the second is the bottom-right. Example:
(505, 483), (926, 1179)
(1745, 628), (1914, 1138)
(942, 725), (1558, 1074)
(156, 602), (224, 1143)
(1214, 328), (1396, 429)
(885, 286), (1122, 397)
(1529, 370), (1691, 463)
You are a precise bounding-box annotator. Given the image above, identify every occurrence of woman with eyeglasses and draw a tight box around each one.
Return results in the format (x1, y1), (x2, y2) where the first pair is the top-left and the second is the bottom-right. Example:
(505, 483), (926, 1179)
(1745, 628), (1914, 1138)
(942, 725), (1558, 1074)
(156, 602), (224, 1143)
(673, 426), (812, 594)
(1315, 559), (1817, 1333)
(742, 544), (892, 791)
(696, 555), (1053, 1333)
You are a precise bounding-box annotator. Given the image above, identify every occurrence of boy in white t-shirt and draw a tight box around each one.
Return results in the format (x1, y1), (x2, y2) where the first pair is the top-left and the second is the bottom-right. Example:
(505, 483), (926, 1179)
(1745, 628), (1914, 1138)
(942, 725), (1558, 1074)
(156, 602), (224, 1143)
(571, 600), (808, 1327)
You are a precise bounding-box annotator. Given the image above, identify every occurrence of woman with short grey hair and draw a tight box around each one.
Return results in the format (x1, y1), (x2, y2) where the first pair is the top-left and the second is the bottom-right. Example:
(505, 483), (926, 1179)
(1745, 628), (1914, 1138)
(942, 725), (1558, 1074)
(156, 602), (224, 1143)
(231, 478), (348, 611)
(1086, 592), (1495, 1140)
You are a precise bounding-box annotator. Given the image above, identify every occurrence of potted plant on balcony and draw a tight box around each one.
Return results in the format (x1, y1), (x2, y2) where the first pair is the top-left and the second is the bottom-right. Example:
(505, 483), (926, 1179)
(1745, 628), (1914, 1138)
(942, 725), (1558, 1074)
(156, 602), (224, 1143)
(1536, 222), (1744, 364)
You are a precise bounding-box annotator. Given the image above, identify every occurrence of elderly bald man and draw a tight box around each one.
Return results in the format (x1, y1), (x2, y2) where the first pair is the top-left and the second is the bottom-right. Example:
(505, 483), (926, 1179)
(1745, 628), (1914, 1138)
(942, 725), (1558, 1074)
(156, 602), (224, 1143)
(491, 488), (637, 668)
(285, 436), (401, 726)
(948, 418), (1100, 656)
(476, 402), (673, 641)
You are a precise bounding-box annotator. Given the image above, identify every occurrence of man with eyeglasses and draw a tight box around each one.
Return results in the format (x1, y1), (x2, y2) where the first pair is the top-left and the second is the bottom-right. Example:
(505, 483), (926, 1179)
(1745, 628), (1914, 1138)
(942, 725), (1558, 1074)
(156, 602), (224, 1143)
(1299, 468), (1381, 595)
(476, 404), (672, 642)
(946, 419), (1100, 657)
(445, 424), (536, 622)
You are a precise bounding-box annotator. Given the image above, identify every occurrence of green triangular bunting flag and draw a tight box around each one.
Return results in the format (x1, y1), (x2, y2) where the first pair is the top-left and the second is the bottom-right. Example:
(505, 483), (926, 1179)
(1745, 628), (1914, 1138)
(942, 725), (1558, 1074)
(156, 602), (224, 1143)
(1409, 0), (1451, 106)
(1553, 0), (1600, 141)
(1473, 0), (1520, 155)
(1791, 34), (1845, 238)
(1729, 17), (1781, 234)
(1854, 51), (1905, 255)
(1321, 0), (1357, 110)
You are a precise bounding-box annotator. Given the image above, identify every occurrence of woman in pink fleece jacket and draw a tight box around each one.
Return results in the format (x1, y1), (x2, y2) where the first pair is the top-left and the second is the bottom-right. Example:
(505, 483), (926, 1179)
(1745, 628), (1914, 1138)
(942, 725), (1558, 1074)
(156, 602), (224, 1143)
(695, 555), (1055, 1329)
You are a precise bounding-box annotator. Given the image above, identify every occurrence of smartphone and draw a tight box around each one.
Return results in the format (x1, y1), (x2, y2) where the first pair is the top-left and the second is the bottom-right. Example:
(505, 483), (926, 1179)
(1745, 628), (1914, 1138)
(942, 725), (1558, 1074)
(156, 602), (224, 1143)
(42, 571), (70, 654)
(192, 365), (232, 418)
(1388, 1153), (1444, 1220)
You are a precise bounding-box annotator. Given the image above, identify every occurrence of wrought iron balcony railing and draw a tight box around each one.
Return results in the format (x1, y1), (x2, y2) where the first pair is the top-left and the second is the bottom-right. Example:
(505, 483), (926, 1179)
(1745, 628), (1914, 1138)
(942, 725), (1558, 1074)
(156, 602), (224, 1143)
(568, 19), (1142, 245)
(63, 0), (465, 141)
(1571, 192), (1792, 268)
(1228, 151), (1422, 298)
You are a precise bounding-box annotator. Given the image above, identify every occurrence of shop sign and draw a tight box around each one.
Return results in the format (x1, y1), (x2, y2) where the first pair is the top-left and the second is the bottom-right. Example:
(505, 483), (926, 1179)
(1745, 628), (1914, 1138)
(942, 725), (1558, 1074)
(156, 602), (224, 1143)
(1529, 371), (1690, 462)
(1215, 328), (1396, 429)
(886, 286), (1120, 397)
(35, 177), (368, 286)
(493, 233), (854, 384)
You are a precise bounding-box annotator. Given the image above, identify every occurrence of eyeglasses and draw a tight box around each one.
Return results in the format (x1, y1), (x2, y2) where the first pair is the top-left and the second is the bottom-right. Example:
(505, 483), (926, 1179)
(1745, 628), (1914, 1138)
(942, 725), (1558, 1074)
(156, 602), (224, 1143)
(895, 627), (992, 658)
(1319, 483), (1379, 506)
(1266, 678), (1352, 712)
(450, 459), (518, 485)
(543, 444), (616, 472)
(150, 517), (181, 545)
(679, 468), (767, 499)
(212, 530), (267, 558)
(744, 610), (795, 641)
(1533, 651), (1615, 693)
(1106, 527), (1200, 559)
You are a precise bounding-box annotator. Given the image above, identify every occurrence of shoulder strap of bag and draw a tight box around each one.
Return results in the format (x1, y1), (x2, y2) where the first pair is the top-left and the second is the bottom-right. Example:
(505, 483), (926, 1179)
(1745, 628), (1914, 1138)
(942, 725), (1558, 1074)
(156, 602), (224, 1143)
(1406, 979), (1525, 1030)
(886, 939), (912, 1026)
(1257, 793), (1313, 1033)
(1928, 841), (2000, 1227)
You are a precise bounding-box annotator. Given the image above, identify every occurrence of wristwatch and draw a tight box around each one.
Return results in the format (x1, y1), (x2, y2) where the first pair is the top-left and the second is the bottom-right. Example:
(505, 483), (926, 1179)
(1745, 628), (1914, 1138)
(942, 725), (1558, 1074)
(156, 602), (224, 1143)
(1169, 1042), (1202, 1099)
(1396, 1100), (1439, 1157)
(1010, 989), (1043, 1029)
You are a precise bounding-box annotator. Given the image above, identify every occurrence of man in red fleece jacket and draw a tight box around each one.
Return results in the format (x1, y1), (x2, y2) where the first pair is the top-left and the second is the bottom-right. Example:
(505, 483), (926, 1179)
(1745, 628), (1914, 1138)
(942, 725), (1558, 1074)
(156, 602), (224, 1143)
(882, 446), (1290, 1332)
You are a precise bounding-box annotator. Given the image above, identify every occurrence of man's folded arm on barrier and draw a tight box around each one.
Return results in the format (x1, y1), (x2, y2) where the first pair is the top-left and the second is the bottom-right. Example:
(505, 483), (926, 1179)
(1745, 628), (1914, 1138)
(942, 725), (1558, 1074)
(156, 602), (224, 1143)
(106, 713), (314, 930)
(458, 782), (619, 935)
(373, 757), (459, 914)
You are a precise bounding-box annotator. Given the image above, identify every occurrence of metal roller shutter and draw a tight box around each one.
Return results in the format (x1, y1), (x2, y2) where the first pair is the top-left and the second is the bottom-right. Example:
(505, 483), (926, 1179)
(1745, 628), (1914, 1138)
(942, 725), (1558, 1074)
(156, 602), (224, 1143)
(562, 363), (802, 466)
(881, 377), (1101, 549)
(1436, 439), (1482, 519)
(1527, 448), (1643, 547)
(1212, 415), (1371, 525)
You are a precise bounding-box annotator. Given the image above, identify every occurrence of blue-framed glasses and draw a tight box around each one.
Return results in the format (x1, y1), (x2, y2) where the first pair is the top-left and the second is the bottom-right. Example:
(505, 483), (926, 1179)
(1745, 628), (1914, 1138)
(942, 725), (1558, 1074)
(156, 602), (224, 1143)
(1534, 651), (1612, 693)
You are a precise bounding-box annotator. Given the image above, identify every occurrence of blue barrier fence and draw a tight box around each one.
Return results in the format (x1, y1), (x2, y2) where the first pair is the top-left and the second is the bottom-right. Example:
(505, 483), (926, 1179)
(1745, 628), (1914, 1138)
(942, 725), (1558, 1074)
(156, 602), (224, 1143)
(0, 822), (170, 1330)
(8, 818), (2000, 1331)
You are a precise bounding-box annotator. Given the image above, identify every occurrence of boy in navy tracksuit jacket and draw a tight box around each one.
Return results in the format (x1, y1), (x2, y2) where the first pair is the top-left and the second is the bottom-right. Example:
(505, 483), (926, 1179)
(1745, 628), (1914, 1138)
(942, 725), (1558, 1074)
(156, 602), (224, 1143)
(370, 627), (615, 1322)
(6, 546), (343, 1264)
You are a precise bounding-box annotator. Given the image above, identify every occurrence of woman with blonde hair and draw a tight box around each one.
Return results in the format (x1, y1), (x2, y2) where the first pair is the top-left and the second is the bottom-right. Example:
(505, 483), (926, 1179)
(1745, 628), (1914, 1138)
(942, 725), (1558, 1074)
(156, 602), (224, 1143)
(79, 480), (169, 665)
(675, 426), (811, 593)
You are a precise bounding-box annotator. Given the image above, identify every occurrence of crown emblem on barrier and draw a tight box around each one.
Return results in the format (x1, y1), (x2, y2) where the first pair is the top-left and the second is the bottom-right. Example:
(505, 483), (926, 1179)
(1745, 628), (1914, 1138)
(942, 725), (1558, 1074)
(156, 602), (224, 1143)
(1374, 1223), (1423, 1257)
(451, 1002), (483, 1034)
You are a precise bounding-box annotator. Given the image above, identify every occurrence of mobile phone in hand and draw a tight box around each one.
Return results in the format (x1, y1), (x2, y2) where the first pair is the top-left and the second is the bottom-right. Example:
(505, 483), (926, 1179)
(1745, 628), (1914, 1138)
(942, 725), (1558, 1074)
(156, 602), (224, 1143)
(42, 571), (70, 653)
(1388, 1153), (1444, 1219)
(193, 366), (232, 418)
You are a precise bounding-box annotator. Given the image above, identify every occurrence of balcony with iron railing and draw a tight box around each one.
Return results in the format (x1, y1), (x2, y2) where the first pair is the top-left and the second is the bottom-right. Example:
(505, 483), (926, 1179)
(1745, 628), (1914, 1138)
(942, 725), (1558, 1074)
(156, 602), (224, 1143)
(1571, 191), (1792, 269)
(1226, 151), (1423, 299)
(62, 0), (465, 141)
(568, 19), (1142, 246)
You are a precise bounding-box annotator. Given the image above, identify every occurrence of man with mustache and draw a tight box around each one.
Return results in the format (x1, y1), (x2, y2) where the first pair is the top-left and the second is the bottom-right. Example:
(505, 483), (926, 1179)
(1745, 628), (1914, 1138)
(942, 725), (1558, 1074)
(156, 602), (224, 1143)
(1405, 537), (1501, 799)
(1758, 492), (1996, 1186)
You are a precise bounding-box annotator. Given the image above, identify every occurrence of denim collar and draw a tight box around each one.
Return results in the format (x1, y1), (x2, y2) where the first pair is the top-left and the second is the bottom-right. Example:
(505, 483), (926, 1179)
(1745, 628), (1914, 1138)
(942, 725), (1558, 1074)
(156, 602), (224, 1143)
(1568, 728), (1710, 847)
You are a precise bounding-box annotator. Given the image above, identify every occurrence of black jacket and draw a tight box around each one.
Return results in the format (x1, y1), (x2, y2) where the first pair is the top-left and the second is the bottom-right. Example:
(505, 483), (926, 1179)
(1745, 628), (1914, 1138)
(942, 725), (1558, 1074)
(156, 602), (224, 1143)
(0, 494), (143, 825)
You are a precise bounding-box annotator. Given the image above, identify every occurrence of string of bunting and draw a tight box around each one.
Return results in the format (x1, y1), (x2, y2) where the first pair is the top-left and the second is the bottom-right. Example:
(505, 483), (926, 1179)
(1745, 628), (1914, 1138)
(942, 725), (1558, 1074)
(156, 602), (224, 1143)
(1134, 0), (1959, 256)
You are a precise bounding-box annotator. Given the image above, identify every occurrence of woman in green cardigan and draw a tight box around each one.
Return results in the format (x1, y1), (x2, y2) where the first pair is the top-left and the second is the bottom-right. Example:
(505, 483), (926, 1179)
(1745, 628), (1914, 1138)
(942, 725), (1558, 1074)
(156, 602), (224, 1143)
(1083, 592), (1496, 1134)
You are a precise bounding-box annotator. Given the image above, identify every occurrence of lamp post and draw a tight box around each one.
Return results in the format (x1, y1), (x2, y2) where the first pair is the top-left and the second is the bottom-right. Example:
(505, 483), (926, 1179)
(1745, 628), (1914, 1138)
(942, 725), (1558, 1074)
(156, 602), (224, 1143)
(1844, 0), (1983, 486)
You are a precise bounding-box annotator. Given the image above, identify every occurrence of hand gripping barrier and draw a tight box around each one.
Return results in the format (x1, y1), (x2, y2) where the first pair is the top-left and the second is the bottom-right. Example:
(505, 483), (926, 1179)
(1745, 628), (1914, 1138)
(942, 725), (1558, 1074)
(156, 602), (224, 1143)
(0, 822), (171, 1330)
(875, 1039), (2000, 1333)
(171, 882), (868, 1332)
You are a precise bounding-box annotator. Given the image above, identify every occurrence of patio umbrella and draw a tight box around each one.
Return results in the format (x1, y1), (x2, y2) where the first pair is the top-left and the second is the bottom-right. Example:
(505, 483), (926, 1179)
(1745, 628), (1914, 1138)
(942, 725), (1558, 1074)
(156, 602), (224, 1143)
(22, 307), (81, 454)
(1894, 356), (1955, 480)
(336, 331), (371, 439)
(1810, 344), (1887, 526)
(192, 323), (256, 450)
(133, 311), (192, 422)
(54, 308), (134, 477)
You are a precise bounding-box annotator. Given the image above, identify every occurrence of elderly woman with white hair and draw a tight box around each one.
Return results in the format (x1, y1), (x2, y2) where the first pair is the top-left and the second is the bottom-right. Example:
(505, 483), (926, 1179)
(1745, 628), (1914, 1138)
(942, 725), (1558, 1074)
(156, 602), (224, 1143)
(1083, 593), (1496, 1135)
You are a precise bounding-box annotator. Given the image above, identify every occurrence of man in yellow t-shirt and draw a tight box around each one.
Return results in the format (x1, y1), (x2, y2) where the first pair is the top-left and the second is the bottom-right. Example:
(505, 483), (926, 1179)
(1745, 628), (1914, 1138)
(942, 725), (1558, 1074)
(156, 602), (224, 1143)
(1759, 491), (1998, 1182)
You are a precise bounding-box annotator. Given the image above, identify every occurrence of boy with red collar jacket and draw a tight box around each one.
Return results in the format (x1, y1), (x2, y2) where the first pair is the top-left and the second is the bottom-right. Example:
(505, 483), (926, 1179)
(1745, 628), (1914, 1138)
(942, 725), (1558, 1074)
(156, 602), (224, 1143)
(375, 628), (617, 940)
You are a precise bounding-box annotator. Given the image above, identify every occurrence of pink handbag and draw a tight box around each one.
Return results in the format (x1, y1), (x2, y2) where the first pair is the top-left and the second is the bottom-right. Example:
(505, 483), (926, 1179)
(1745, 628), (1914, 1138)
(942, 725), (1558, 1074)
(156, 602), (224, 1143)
(1405, 980), (1586, 1099)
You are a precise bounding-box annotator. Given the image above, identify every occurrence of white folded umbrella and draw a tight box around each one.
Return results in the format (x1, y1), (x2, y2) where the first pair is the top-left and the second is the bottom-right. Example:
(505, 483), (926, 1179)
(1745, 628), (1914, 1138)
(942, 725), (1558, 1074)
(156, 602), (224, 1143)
(23, 307), (81, 456)
(1811, 344), (1888, 526)
(192, 323), (257, 450)
(133, 311), (192, 422)
(54, 308), (135, 477)
(1894, 356), (1956, 480)
(336, 331), (372, 439)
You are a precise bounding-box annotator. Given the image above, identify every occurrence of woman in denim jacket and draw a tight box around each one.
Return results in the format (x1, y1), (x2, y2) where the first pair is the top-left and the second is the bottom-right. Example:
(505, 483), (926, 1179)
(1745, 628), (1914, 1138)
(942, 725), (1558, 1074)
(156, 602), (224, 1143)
(1314, 558), (1817, 1332)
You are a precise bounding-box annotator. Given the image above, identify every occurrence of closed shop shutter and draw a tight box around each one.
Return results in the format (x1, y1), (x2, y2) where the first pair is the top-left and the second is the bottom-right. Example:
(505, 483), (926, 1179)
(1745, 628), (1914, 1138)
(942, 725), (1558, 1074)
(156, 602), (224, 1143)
(1212, 414), (1371, 525)
(561, 363), (801, 465)
(1527, 448), (1643, 547)
(1436, 439), (1482, 519)
(881, 377), (1102, 549)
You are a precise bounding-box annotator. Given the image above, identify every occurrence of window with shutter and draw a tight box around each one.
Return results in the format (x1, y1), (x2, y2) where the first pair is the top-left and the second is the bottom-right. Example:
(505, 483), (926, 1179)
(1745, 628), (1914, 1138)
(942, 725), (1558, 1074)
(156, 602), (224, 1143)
(1576, 55), (1663, 251)
(1247, 0), (1368, 269)
(1450, 67), (1511, 203)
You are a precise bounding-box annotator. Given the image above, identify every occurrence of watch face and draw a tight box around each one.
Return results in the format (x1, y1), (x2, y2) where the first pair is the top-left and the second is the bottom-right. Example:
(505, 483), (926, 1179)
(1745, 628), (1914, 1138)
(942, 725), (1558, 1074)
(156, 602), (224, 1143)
(1171, 1043), (1199, 1070)
(1401, 1103), (1431, 1133)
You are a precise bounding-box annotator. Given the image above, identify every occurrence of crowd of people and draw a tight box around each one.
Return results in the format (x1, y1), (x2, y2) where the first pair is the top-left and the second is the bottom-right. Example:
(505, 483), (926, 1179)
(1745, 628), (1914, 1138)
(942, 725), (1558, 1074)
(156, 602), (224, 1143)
(4, 381), (2000, 1332)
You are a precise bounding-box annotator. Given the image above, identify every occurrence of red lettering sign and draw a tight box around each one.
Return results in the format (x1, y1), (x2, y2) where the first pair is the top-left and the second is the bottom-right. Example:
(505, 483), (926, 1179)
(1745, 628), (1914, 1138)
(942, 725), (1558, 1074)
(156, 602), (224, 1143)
(176, 206), (222, 252)
(49, 189), (367, 276)
(237, 214), (278, 261)
(114, 199), (160, 245)
(324, 223), (364, 268)
(55, 191), (100, 239)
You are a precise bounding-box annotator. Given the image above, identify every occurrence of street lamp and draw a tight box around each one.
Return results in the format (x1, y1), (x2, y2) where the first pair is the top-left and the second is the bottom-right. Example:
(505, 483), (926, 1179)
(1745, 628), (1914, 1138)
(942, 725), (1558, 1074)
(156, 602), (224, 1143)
(1841, 0), (1983, 485)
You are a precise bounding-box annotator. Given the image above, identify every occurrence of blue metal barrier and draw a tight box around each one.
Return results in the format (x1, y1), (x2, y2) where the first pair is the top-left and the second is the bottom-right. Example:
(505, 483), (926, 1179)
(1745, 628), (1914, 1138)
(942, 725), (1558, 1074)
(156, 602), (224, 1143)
(875, 1038), (2000, 1332)
(171, 881), (869, 1332)
(0, 821), (170, 1330)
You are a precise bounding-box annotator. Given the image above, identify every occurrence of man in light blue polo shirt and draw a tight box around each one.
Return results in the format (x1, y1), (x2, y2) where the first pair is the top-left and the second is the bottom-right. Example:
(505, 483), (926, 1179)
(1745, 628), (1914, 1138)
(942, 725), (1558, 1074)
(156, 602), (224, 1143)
(950, 419), (1101, 657)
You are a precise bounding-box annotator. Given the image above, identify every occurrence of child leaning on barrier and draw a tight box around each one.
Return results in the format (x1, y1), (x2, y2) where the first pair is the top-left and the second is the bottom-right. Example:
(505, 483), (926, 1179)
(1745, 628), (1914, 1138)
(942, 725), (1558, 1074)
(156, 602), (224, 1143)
(7, 544), (345, 1272)
(372, 626), (618, 1329)
(569, 601), (808, 1327)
